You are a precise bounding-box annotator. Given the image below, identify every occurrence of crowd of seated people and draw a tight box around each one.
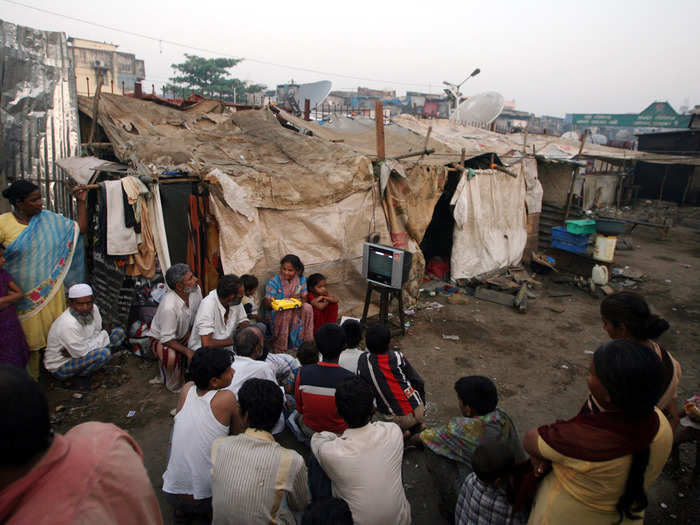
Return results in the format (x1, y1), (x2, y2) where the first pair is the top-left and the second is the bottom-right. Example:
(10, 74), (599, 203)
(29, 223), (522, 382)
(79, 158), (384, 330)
(0, 241), (686, 525)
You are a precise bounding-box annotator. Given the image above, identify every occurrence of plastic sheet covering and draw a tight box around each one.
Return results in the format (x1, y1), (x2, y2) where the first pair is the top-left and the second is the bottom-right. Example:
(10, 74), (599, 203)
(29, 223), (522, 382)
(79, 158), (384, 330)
(210, 177), (390, 316)
(78, 95), (375, 209)
(450, 169), (527, 279)
(0, 20), (80, 215)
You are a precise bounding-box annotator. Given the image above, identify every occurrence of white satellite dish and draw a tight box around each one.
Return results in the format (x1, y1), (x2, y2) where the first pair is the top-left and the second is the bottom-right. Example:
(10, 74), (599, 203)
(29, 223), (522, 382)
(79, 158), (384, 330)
(451, 92), (504, 126)
(295, 80), (332, 109)
(561, 131), (580, 141)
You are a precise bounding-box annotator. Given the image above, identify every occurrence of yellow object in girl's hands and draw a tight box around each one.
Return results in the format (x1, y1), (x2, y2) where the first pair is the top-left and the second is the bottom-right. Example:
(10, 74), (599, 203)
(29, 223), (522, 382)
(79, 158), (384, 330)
(271, 298), (302, 311)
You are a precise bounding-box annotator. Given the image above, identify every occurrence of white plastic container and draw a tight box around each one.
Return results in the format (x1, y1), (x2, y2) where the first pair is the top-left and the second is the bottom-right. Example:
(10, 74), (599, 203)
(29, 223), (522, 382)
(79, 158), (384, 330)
(591, 264), (609, 285)
(593, 235), (617, 262)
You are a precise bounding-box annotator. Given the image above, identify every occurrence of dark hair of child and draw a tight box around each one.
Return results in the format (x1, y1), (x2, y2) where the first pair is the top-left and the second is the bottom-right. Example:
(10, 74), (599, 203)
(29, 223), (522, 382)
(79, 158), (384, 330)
(280, 254), (304, 276)
(189, 347), (233, 390)
(335, 375), (374, 428)
(454, 376), (498, 415)
(472, 441), (515, 484)
(241, 274), (259, 293)
(313, 323), (346, 361)
(365, 323), (391, 354)
(341, 319), (363, 348)
(296, 341), (319, 365)
(307, 273), (325, 293)
(238, 378), (284, 432)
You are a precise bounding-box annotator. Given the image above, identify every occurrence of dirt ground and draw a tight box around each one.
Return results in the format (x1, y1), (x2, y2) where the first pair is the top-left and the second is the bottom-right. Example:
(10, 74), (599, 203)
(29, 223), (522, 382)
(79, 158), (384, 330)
(43, 218), (700, 524)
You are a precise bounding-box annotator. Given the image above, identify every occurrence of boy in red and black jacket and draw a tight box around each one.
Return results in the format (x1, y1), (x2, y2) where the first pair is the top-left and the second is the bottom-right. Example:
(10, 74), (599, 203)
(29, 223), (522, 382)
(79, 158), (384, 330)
(357, 323), (426, 440)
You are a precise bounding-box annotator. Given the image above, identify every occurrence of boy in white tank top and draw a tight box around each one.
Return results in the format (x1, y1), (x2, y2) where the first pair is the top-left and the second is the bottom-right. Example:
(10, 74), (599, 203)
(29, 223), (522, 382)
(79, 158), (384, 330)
(162, 347), (244, 522)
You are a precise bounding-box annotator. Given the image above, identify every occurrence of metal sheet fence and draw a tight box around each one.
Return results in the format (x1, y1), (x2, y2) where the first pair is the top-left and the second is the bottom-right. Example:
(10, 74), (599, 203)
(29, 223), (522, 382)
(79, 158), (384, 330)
(1, 19), (80, 217)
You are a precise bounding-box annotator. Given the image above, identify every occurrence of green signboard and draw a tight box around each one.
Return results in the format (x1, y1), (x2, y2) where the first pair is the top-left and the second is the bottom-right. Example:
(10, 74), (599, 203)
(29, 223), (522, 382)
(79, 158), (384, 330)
(572, 101), (690, 128)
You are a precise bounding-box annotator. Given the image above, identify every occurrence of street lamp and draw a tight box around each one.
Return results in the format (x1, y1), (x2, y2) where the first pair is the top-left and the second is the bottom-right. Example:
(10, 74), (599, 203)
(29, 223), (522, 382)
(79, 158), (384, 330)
(443, 68), (481, 117)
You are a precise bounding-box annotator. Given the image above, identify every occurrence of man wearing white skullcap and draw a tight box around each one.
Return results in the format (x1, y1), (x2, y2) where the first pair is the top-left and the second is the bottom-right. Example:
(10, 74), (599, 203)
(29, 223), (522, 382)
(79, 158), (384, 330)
(44, 283), (126, 388)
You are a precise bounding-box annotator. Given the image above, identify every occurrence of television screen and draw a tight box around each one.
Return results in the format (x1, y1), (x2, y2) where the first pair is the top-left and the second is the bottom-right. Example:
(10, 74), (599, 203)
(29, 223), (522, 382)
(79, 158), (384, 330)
(368, 248), (394, 283)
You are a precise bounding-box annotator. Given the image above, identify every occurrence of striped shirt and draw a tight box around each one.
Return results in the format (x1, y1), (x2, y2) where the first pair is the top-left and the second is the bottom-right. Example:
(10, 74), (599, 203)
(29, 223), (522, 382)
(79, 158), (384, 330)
(294, 362), (353, 434)
(358, 351), (424, 416)
(211, 429), (310, 525)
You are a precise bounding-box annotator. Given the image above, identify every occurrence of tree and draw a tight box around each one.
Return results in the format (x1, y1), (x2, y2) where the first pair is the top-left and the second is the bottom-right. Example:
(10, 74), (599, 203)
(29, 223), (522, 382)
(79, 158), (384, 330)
(165, 54), (266, 102)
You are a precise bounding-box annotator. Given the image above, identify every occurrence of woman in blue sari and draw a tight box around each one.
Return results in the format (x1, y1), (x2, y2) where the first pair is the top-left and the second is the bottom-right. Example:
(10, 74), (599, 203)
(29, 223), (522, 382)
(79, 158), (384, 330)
(0, 181), (87, 380)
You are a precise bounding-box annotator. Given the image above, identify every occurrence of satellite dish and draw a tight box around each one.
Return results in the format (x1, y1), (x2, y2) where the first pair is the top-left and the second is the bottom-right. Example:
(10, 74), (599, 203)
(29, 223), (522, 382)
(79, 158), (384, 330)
(295, 80), (332, 109)
(561, 131), (580, 141)
(451, 92), (504, 126)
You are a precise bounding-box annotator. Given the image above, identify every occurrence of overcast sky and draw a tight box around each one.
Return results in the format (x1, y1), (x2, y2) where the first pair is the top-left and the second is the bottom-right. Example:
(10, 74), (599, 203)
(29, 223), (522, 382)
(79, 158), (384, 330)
(2, 0), (699, 116)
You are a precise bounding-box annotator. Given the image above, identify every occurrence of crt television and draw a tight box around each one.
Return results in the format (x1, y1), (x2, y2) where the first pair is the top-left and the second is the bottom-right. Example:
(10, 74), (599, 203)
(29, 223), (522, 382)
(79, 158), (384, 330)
(362, 242), (413, 289)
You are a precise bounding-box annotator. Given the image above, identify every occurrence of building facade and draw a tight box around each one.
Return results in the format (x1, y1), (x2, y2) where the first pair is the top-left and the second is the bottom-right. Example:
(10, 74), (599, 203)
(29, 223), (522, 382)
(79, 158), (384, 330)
(68, 38), (145, 96)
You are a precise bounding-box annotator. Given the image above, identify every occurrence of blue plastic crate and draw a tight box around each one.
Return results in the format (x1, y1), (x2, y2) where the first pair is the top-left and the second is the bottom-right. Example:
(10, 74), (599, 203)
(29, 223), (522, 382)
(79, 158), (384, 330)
(552, 238), (588, 255)
(552, 226), (590, 247)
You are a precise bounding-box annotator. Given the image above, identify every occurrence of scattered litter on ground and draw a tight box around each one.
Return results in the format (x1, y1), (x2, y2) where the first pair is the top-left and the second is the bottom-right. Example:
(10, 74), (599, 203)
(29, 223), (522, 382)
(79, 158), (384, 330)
(404, 309), (415, 316)
(660, 503), (668, 509)
(446, 294), (469, 305)
(127, 410), (136, 418)
(584, 350), (594, 354)
(561, 365), (569, 369)
(148, 376), (161, 385)
(434, 346), (440, 350)
(72, 393), (83, 399)
(546, 305), (565, 314)
(665, 279), (672, 284)
(442, 334), (460, 340)
(170, 408), (177, 416)
(55, 405), (65, 412)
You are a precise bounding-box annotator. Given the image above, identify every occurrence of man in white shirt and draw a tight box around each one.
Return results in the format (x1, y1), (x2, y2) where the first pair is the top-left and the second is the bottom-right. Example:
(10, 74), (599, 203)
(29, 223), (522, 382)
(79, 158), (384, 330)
(147, 263), (203, 392)
(188, 275), (248, 352)
(226, 326), (285, 434)
(311, 375), (411, 525)
(44, 284), (126, 387)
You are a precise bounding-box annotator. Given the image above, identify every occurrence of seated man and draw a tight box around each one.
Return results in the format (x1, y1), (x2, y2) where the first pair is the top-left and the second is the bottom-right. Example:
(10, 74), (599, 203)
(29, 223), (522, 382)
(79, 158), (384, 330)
(357, 323), (425, 436)
(188, 274), (248, 352)
(44, 283), (125, 388)
(211, 378), (310, 524)
(294, 323), (353, 436)
(420, 376), (527, 520)
(0, 364), (162, 524)
(147, 263), (202, 392)
(311, 375), (411, 525)
(225, 326), (285, 434)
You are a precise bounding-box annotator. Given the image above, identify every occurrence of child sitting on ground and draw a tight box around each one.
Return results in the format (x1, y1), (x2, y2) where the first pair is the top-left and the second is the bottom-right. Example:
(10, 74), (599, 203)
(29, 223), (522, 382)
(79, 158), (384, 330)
(286, 341), (320, 442)
(357, 324), (426, 441)
(241, 274), (261, 322)
(307, 273), (339, 334)
(420, 376), (528, 520)
(454, 441), (529, 525)
(339, 319), (365, 373)
(0, 243), (30, 368)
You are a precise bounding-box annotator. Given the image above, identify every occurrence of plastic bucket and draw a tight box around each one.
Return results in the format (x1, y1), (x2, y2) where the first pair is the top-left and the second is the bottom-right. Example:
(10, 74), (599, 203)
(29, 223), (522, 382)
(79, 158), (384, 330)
(592, 265), (609, 285)
(593, 235), (617, 262)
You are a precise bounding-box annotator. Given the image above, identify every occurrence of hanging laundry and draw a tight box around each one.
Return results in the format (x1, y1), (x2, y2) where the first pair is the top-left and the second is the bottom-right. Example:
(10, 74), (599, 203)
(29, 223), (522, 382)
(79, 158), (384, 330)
(105, 180), (138, 256)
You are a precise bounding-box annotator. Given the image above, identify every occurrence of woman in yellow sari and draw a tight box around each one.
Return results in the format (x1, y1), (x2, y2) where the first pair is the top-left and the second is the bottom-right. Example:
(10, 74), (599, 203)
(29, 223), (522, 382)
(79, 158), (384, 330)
(0, 181), (87, 380)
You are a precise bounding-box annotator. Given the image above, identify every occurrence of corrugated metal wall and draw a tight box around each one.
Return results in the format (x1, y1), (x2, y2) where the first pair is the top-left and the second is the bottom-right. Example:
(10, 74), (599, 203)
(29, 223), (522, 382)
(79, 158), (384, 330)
(0, 19), (81, 216)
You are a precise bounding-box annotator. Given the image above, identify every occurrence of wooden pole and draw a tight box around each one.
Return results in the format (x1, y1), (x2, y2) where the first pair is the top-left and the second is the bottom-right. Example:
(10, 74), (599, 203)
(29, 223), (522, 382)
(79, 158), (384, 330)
(86, 77), (90, 97)
(122, 80), (125, 95)
(88, 70), (104, 153)
(681, 172), (694, 205)
(375, 101), (385, 161)
(564, 130), (590, 221)
(658, 165), (669, 206)
(304, 99), (311, 121)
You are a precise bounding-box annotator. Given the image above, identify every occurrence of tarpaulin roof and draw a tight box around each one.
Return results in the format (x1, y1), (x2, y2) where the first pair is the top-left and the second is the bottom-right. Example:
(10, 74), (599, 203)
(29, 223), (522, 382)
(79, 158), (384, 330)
(78, 94), (374, 209)
(391, 115), (700, 167)
(276, 110), (459, 165)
